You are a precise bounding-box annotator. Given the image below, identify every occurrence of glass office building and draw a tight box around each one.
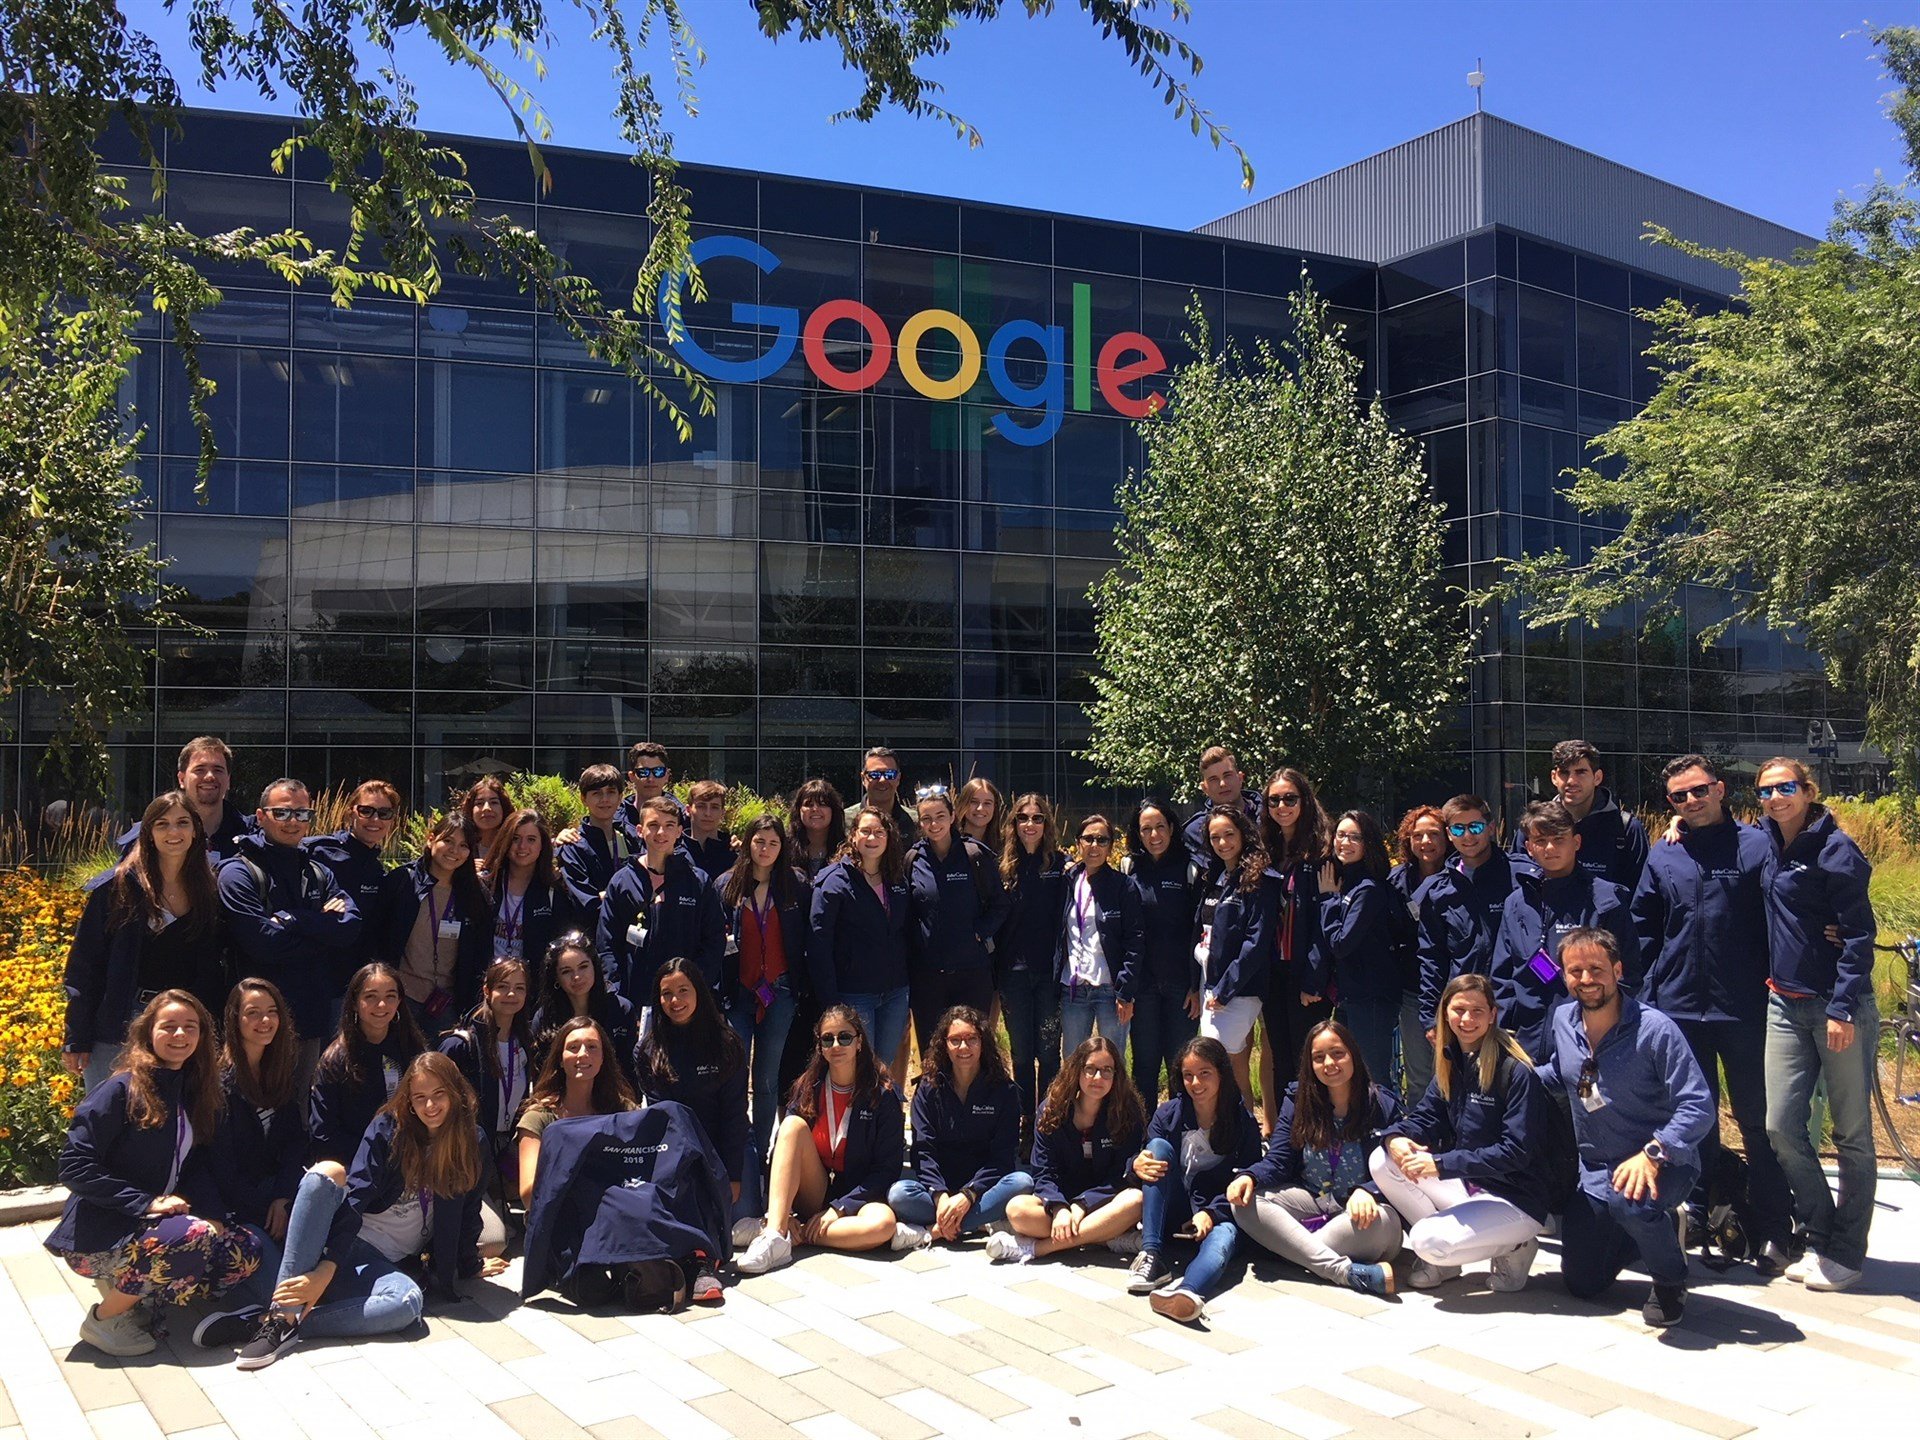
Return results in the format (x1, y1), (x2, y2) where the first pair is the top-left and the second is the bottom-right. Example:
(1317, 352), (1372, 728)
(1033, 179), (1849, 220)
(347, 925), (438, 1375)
(6, 109), (1861, 819)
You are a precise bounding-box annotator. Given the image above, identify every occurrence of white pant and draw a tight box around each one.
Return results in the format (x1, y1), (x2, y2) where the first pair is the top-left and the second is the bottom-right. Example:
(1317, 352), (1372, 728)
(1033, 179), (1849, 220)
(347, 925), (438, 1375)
(1368, 1148), (1541, 1267)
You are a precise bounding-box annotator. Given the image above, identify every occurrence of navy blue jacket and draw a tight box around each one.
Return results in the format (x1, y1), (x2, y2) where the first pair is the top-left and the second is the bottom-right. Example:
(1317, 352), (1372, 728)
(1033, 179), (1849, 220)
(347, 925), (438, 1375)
(556, 823), (635, 933)
(1143, 1094), (1265, 1226)
(304, 831), (389, 966)
(61, 877), (228, 1053)
(1124, 849), (1200, 998)
(1029, 1096), (1142, 1212)
(1269, 859), (1331, 999)
(616, 793), (690, 850)
(597, 853), (726, 1002)
(324, 1113), (486, 1296)
(1055, 863), (1146, 999)
(806, 1079), (906, 1214)
(1196, 869), (1279, 1004)
(1318, 874), (1401, 1006)
(1536, 996), (1714, 1201)
(531, 991), (641, 1089)
(212, 1068), (308, 1229)
(1386, 862), (1442, 994)
(639, 1026), (750, 1183)
(906, 835), (1011, 975)
(1182, 794), (1261, 872)
(438, 1022), (537, 1143)
(909, 1074), (1023, 1199)
(48, 1068), (232, 1256)
(487, 874), (574, 985)
(716, 870), (812, 1010)
(807, 860), (912, 1003)
(520, 1103), (731, 1298)
(1630, 817), (1774, 1024)
(118, 802), (252, 864)
(217, 835), (363, 1038)
(1492, 870), (1635, 1062)
(1384, 1046), (1552, 1223)
(1508, 787), (1649, 892)
(686, 833), (738, 883)
(308, 1033), (422, 1165)
(1763, 809), (1877, 1024)
(1239, 1082), (1400, 1201)
(996, 849), (1066, 981)
(1414, 850), (1535, 1030)
(376, 861), (494, 1012)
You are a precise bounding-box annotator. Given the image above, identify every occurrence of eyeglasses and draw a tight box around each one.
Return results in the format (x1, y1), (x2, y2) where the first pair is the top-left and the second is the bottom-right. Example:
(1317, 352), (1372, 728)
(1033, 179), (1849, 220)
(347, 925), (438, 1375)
(1079, 834), (1112, 847)
(353, 805), (397, 821)
(1756, 780), (1802, 800)
(264, 806), (315, 823)
(1577, 1058), (1597, 1100)
(865, 768), (900, 782)
(631, 765), (669, 780)
(817, 1031), (860, 1049)
(914, 782), (950, 800)
(1014, 813), (1045, 825)
(946, 1033), (980, 1049)
(1666, 783), (1714, 806)
(1265, 793), (1301, 809)
(1082, 1065), (1115, 1080)
(1447, 820), (1489, 837)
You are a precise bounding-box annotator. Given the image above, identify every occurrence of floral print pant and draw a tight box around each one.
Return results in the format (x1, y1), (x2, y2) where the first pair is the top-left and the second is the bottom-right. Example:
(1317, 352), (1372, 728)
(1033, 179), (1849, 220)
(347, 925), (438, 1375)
(61, 1214), (262, 1305)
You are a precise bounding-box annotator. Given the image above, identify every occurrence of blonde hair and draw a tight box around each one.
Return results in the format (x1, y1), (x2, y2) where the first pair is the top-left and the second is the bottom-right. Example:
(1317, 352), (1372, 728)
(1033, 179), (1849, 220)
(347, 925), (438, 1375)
(1434, 974), (1533, 1094)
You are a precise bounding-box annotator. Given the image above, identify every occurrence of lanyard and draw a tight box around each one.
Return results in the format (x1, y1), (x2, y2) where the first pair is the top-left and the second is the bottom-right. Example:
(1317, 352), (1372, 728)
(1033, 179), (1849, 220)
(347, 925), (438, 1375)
(498, 885), (525, 941)
(500, 1043), (519, 1120)
(1074, 874), (1095, 936)
(824, 1083), (853, 1156)
(436, 885), (458, 931)
(163, 1105), (190, 1195)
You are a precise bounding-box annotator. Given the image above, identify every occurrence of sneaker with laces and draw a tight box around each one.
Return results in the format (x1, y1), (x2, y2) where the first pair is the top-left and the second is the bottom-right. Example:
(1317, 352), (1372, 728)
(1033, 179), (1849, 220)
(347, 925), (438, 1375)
(731, 1216), (765, 1249)
(735, 1228), (793, 1276)
(193, 1305), (265, 1349)
(689, 1263), (724, 1305)
(1148, 1285), (1206, 1323)
(81, 1302), (157, 1357)
(985, 1231), (1037, 1264)
(1805, 1254), (1863, 1292)
(1408, 1258), (1461, 1290)
(1104, 1228), (1142, 1257)
(1643, 1282), (1686, 1326)
(1784, 1250), (1820, 1284)
(235, 1311), (302, 1370)
(1127, 1249), (1171, 1295)
(891, 1221), (931, 1252)
(1488, 1237), (1539, 1292)
(1346, 1262), (1396, 1298)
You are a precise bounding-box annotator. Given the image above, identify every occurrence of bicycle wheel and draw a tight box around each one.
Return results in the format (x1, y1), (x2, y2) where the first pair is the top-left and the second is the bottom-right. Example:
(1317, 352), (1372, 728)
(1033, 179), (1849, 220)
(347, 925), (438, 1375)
(1876, 1016), (1920, 1181)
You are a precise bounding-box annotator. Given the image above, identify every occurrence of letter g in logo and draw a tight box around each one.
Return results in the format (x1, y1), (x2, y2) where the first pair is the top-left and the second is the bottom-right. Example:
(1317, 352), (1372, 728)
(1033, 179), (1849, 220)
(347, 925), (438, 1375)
(659, 235), (800, 383)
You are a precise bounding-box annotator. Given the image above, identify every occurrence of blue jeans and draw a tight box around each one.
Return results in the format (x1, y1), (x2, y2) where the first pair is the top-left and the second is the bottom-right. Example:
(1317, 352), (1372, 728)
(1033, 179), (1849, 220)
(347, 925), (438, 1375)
(1398, 989), (1434, 1102)
(1000, 967), (1062, 1125)
(238, 1170), (424, 1338)
(1560, 1165), (1698, 1295)
(1766, 993), (1878, 1269)
(1337, 994), (1400, 1092)
(1138, 1137), (1241, 1300)
(727, 979), (798, 1158)
(841, 987), (911, 1071)
(1061, 983), (1129, 1061)
(886, 1172), (1035, 1232)
(1128, 979), (1196, 1107)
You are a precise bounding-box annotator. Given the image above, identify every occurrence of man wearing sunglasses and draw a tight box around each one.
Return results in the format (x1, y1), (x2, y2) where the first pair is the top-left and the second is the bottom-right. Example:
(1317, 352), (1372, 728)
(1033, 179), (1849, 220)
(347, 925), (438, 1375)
(1536, 927), (1713, 1326)
(305, 779), (403, 969)
(115, 735), (252, 864)
(1630, 753), (1793, 1275)
(1507, 740), (1649, 891)
(1413, 794), (1536, 1049)
(614, 741), (689, 852)
(217, 778), (364, 1091)
(843, 745), (918, 843)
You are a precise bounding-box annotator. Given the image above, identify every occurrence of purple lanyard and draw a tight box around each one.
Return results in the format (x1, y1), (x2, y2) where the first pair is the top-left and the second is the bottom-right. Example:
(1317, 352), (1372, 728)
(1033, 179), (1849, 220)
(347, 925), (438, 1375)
(436, 886), (458, 931)
(500, 1044), (518, 1116)
(164, 1106), (189, 1194)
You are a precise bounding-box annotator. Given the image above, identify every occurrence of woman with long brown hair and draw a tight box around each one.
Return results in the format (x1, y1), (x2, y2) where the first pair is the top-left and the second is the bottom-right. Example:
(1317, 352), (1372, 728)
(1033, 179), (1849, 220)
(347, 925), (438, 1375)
(220, 1052), (506, 1369)
(718, 813), (808, 1157)
(1390, 805), (1449, 1100)
(377, 813), (495, 1037)
(211, 979), (307, 1246)
(989, 1036), (1146, 1263)
(805, 807), (914, 1066)
(62, 791), (228, 1094)
(48, 990), (261, 1357)
(956, 776), (1005, 853)
(439, 957), (537, 1247)
(996, 791), (1066, 1138)
(1257, 766), (1333, 1130)
(789, 778), (848, 882)
(1193, 805), (1279, 1109)
(460, 775), (510, 867)
(308, 962), (429, 1170)
(515, 1017), (641, 1207)
(483, 807), (574, 981)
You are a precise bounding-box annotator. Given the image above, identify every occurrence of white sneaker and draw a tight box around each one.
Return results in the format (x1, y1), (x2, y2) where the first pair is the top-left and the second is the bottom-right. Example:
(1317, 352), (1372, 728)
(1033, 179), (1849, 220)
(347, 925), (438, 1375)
(985, 1231), (1036, 1264)
(1805, 1254), (1863, 1292)
(891, 1221), (931, 1252)
(731, 1216), (765, 1249)
(1784, 1250), (1820, 1284)
(1488, 1237), (1539, 1293)
(80, 1302), (157, 1357)
(736, 1228), (793, 1275)
(1408, 1258), (1461, 1290)
(1104, 1228), (1143, 1257)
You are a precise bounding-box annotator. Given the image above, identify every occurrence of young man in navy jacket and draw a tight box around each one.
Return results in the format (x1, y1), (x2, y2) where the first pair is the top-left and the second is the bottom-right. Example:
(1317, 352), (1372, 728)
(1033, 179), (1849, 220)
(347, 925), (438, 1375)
(1630, 753), (1792, 1272)
(1414, 795), (1535, 1048)
(1181, 746), (1261, 872)
(1538, 927), (1714, 1326)
(1493, 801), (1636, 1062)
(305, 780), (401, 970)
(558, 764), (634, 934)
(597, 796), (726, 1003)
(116, 736), (252, 863)
(1508, 740), (1649, 891)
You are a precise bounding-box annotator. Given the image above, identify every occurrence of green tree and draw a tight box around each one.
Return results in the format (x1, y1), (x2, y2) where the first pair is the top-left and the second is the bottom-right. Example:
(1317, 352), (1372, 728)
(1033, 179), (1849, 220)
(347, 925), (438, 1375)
(0, 0), (1250, 794)
(1083, 287), (1465, 798)
(1496, 26), (1920, 814)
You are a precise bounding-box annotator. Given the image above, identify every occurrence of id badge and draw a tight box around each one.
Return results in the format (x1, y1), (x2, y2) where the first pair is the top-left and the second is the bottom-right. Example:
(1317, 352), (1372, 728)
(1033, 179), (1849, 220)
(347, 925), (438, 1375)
(437, 918), (463, 941)
(1581, 1084), (1609, 1113)
(1525, 947), (1560, 985)
(626, 922), (646, 948)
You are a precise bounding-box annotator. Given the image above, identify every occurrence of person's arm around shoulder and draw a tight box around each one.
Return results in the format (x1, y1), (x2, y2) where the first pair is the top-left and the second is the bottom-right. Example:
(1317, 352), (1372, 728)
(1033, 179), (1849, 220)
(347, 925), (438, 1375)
(1824, 828), (1878, 1040)
(60, 882), (115, 1067)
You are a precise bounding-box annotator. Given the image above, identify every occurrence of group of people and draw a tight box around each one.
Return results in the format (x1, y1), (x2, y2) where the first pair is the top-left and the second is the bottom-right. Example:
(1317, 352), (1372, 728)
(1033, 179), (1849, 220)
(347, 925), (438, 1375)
(51, 733), (1881, 1366)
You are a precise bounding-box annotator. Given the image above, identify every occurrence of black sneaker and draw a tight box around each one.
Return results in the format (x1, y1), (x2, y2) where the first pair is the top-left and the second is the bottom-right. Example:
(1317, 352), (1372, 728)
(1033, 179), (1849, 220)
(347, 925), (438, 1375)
(193, 1305), (264, 1349)
(1642, 1283), (1686, 1327)
(1127, 1250), (1171, 1295)
(235, 1311), (302, 1370)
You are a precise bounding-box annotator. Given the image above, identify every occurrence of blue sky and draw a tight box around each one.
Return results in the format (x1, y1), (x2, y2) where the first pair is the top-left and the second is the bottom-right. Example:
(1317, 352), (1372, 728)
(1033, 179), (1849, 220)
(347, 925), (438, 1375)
(142, 0), (1905, 240)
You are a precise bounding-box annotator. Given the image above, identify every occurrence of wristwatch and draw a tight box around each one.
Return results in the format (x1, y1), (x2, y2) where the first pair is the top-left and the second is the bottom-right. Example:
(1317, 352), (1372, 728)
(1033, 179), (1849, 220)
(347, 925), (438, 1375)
(1642, 1139), (1666, 1166)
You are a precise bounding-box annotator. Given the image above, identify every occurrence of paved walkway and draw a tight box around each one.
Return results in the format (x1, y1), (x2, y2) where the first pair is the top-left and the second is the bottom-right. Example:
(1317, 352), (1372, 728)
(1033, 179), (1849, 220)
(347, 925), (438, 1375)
(1, 1181), (1917, 1440)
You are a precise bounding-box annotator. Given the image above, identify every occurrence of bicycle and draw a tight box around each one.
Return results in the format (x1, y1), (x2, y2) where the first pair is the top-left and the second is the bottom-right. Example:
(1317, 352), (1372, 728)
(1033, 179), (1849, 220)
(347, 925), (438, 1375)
(1873, 937), (1920, 1180)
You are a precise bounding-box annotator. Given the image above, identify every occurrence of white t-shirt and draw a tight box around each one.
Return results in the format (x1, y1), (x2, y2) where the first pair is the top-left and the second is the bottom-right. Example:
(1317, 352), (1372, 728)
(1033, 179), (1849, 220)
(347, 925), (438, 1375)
(1181, 1127), (1221, 1178)
(357, 1191), (430, 1263)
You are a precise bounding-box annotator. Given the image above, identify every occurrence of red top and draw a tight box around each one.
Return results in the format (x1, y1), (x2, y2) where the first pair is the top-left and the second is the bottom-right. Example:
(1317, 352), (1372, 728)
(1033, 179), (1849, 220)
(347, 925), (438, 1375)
(812, 1082), (852, 1173)
(738, 897), (787, 991)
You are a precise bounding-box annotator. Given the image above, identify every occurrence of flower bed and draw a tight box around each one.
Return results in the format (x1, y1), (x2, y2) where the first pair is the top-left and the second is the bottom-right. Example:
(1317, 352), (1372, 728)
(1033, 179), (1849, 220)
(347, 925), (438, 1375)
(0, 870), (84, 1187)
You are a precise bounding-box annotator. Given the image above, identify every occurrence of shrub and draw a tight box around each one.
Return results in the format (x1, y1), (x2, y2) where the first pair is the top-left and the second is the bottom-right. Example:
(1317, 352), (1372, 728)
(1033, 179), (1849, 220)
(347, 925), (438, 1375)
(0, 870), (85, 1186)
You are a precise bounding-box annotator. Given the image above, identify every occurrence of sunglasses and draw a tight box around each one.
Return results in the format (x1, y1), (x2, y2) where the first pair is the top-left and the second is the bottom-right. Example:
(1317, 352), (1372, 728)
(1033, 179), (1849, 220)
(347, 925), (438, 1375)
(914, 782), (950, 800)
(264, 806), (315, 823)
(631, 765), (669, 780)
(1265, 793), (1302, 809)
(1666, 783), (1714, 806)
(865, 768), (900, 782)
(1079, 834), (1112, 847)
(1447, 820), (1489, 837)
(353, 804), (397, 821)
(817, 1031), (860, 1049)
(1578, 1058), (1597, 1101)
(1756, 780), (1802, 800)
(1014, 812), (1045, 825)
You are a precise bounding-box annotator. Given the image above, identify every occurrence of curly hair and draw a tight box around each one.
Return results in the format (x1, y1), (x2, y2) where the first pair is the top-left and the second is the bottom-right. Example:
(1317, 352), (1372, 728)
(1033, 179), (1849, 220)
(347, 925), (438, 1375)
(1037, 1036), (1145, 1142)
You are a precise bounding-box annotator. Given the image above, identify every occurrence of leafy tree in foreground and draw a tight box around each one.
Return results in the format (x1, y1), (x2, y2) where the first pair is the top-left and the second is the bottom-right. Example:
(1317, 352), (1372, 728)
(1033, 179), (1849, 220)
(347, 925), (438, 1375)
(1083, 286), (1465, 799)
(0, 0), (1250, 795)
(1496, 26), (1920, 818)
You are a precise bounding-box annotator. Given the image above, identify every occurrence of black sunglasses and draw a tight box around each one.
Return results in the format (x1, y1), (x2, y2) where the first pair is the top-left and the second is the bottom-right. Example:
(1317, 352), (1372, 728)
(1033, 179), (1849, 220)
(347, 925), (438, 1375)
(353, 804), (397, 821)
(1265, 793), (1302, 809)
(1666, 783), (1714, 805)
(817, 1031), (859, 1049)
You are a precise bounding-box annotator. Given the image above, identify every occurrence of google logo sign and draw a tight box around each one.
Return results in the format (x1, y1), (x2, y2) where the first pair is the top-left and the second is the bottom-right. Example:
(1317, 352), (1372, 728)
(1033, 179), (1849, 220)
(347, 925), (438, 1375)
(661, 235), (1168, 449)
